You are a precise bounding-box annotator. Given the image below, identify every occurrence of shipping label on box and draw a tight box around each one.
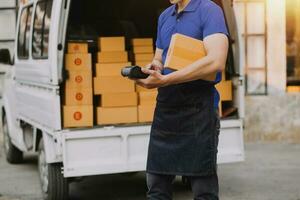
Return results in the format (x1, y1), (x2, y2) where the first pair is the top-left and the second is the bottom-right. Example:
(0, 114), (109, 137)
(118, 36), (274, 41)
(96, 62), (131, 77)
(65, 88), (93, 106)
(65, 70), (92, 89)
(164, 33), (216, 81)
(94, 76), (135, 94)
(133, 46), (154, 54)
(99, 37), (125, 52)
(97, 106), (138, 125)
(68, 43), (88, 54)
(63, 105), (93, 128)
(132, 38), (153, 46)
(65, 54), (92, 70)
(139, 91), (158, 105)
(215, 80), (233, 101)
(97, 51), (128, 63)
(134, 53), (154, 62)
(138, 105), (156, 123)
(101, 92), (138, 107)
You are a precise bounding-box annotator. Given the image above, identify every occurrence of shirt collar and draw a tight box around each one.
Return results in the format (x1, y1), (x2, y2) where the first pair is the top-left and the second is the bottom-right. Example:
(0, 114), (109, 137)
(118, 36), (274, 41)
(171, 0), (200, 16)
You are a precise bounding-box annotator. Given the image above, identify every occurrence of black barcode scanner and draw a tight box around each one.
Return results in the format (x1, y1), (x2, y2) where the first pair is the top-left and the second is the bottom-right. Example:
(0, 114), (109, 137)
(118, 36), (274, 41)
(121, 66), (149, 79)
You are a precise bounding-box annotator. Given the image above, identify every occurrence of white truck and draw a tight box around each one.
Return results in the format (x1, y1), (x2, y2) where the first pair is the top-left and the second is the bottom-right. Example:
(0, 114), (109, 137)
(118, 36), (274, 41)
(0, 0), (245, 199)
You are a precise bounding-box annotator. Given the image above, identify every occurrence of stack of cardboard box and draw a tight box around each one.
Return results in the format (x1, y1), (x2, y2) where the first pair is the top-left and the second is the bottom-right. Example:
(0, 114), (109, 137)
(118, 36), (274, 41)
(137, 88), (157, 123)
(94, 37), (138, 125)
(215, 72), (233, 116)
(63, 42), (93, 128)
(132, 38), (154, 67)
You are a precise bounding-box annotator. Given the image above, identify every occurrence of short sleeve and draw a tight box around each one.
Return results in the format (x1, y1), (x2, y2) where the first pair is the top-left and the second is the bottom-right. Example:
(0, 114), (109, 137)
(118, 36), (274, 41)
(202, 4), (229, 39)
(155, 14), (164, 49)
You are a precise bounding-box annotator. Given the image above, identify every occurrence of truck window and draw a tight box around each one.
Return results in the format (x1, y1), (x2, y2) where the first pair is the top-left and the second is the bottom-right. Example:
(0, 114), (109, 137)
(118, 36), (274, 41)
(17, 6), (33, 59)
(32, 0), (53, 59)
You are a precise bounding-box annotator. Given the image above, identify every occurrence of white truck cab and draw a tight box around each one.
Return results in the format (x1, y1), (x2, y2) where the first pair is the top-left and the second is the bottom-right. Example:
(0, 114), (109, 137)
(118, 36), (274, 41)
(0, 0), (245, 199)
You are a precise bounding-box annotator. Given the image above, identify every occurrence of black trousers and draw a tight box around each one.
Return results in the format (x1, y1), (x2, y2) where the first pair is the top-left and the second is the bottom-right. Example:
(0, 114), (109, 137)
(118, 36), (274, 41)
(146, 173), (219, 200)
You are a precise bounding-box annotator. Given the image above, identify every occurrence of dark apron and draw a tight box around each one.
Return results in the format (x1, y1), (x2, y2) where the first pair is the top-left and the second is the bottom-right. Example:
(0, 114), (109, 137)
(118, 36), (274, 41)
(146, 79), (220, 176)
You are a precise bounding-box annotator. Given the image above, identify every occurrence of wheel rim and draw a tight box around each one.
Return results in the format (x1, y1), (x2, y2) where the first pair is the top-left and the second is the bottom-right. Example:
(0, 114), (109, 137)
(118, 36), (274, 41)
(3, 116), (10, 155)
(38, 147), (49, 194)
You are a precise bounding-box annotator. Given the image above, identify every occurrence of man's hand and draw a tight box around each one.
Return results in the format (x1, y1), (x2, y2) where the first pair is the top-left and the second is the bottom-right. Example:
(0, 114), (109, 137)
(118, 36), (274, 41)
(135, 68), (168, 89)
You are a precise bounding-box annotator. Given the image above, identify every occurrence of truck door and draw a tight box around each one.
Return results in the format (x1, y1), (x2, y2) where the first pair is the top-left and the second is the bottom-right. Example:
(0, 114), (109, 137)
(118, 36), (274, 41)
(14, 0), (67, 131)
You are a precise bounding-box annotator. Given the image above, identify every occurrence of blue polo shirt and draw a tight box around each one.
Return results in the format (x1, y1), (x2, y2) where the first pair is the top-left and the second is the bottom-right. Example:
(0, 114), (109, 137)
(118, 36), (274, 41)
(156, 0), (229, 108)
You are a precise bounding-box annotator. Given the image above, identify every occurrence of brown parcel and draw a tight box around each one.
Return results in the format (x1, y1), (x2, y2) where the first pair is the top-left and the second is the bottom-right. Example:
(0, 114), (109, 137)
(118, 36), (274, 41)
(135, 85), (157, 92)
(65, 88), (93, 106)
(97, 51), (128, 63)
(97, 107), (138, 125)
(133, 46), (154, 54)
(164, 33), (216, 81)
(138, 105), (155, 123)
(65, 54), (92, 70)
(67, 43), (88, 54)
(94, 76), (135, 94)
(139, 91), (158, 105)
(63, 105), (93, 128)
(101, 92), (138, 107)
(98, 37), (125, 52)
(96, 62), (131, 77)
(134, 53), (154, 62)
(215, 80), (233, 101)
(132, 38), (153, 46)
(65, 70), (92, 89)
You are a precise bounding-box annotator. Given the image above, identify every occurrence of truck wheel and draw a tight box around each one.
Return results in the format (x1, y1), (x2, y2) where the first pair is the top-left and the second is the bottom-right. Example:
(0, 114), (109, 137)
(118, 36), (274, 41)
(38, 140), (69, 200)
(2, 114), (23, 164)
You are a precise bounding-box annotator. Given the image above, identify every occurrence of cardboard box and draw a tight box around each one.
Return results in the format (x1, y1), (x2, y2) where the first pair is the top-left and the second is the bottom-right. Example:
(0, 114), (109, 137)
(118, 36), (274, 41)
(101, 92), (138, 107)
(136, 85), (157, 92)
(99, 37), (125, 52)
(65, 88), (93, 106)
(65, 70), (92, 89)
(287, 86), (300, 93)
(215, 80), (233, 101)
(134, 53), (154, 62)
(135, 61), (151, 67)
(97, 107), (138, 125)
(68, 43), (88, 54)
(65, 54), (92, 70)
(132, 38), (153, 46)
(94, 76), (135, 94)
(133, 46), (153, 54)
(164, 33), (216, 81)
(139, 91), (158, 105)
(96, 62), (131, 77)
(97, 51), (128, 63)
(63, 105), (93, 128)
(138, 105), (155, 123)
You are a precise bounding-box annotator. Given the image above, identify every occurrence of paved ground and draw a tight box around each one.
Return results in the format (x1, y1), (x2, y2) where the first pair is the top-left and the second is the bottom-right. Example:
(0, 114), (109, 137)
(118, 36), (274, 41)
(0, 135), (300, 200)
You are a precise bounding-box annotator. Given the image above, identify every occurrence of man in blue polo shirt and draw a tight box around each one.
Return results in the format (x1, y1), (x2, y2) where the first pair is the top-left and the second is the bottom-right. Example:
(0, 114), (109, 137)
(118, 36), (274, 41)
(135, 0), (229, 199)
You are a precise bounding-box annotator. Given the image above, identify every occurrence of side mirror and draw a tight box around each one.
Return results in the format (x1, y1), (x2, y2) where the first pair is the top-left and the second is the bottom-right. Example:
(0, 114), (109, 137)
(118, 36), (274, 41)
(0, 49), (12, 65)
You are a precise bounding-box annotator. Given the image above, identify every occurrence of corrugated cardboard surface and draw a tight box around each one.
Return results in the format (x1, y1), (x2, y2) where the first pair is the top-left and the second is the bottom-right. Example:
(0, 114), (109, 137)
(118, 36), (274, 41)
(97, 51), (128, 63)
(101, 92), (138, 107)
(94, 76), (135, 94)
(68, 43), (88, 54)
(138, 105), (155, 123)
(65, 87), (93, 106)
(65, 70), (92, 89)
(63, 105), (93, 128)
(96, 62), (131, 77)
(99, 37), (125, 52)
(97, 107), (138, 125)
(65, 54), (92, 70)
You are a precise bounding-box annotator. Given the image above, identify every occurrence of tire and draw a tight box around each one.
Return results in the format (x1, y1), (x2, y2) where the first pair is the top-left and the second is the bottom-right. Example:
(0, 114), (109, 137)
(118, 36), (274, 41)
(38, 139), (69, 200)
(2, 113), (23, 164)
